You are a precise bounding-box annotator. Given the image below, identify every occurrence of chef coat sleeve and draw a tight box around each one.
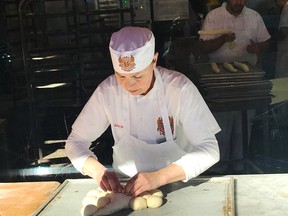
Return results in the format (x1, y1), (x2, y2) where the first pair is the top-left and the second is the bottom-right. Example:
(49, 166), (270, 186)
(65, 86), (110, 173)
(254, 13), (271, 43)
(173, 83), (220, 181)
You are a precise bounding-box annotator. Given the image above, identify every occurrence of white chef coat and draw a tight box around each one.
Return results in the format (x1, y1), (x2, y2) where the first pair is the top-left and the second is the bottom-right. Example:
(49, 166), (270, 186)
(200, 3), (271, 65)
(65, 66), (220, 181)
(275, 2), (288, 78)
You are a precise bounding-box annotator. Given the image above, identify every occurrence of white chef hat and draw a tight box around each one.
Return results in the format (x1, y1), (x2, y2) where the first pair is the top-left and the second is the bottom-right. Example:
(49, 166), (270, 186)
(109, 26), (155, 74)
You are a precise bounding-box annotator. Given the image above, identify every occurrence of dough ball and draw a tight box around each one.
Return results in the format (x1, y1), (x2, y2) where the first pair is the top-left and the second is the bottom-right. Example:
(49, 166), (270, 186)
(82, 196), (110, 208)
(146, 195), (163, 208)
(87, 189), (105, 197)
(140, 191), (152, 200)
(96, 196), (111, 208)
(82, 196), (97, 206)
(129, 196), (148, 211)
(149, 189), (164, 198)
(80, 204), (98, 216)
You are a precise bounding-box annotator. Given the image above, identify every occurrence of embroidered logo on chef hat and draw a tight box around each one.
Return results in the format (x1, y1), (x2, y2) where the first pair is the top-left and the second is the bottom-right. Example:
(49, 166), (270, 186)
(109, 26), (155, 74)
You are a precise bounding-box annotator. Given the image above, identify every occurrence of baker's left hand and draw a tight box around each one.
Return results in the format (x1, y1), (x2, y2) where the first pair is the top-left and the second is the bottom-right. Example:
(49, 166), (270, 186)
(123, 172), (160, 197)
(246, 39), (260, 54)
(100, 169), (123, 193)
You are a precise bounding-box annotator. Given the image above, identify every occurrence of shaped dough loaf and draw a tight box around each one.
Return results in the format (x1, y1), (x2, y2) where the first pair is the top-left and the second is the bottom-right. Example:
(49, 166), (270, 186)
(223, 62), (237, 73)
(146, 195), (163, 208)
(129, 197), (148, 211)
(233, 61), (250, 73)
(130, 189), (164, 210)
(81, 188), (164, 216)
(81, 205), (98, 216)
(149, 189), (164, 198)
(139, 191), (152, 199)
(82, 196), (110, 209)
(93, 192), (132, 216)
(211, 62), (221, 73)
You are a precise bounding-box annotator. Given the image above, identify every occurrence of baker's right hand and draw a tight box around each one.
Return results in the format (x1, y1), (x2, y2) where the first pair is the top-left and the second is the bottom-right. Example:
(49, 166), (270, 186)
(99, 169), (123, 193)
(221, 33), (236, 43)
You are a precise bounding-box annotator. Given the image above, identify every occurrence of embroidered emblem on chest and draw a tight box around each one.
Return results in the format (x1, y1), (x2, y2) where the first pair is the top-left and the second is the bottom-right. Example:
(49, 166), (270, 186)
(118, 55), (136, 71)
(157, 116), (174, 136)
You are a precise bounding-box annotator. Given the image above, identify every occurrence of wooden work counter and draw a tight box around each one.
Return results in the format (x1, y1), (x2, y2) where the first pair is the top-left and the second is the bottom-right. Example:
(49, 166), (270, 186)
(0, 181), (60, 216)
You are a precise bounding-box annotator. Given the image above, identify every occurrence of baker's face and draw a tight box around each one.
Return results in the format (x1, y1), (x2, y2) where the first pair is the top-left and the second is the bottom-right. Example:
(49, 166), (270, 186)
(115, 53), (158, 96)
(226, 0), (247, 16)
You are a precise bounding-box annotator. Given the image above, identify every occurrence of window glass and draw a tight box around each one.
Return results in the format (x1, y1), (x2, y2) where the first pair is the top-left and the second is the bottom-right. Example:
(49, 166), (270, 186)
(0, 0), (287, 183)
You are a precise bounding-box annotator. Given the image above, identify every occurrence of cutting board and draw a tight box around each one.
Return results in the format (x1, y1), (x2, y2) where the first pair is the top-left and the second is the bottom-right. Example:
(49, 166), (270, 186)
(0, 181), (60, 216)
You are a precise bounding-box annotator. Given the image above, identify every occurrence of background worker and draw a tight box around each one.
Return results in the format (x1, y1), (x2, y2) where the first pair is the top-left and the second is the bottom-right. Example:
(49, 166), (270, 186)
(200, 0), (271, 66)
(199, 0), (271, 172)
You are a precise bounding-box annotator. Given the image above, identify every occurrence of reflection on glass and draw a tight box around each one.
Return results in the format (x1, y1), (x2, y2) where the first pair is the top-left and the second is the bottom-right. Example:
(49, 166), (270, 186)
(0, 0), (287, 183)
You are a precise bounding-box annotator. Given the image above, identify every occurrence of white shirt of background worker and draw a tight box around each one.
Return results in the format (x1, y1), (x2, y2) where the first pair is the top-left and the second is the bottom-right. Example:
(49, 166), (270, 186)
(200, 0), (271, 66)
(65, 27), (220, 197)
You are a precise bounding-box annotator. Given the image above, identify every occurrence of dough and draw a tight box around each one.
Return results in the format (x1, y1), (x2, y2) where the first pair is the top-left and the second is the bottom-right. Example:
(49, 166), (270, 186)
(93, 192), (132, 216)
(129, 197), (148, 211)
(82, 196), (97, 206)
(81, 187), (164, 215)
(87, 189), (109, 198)
(80, 204), (98, 216)
(82, 196), (110, 208)
(211, 62), (221, 73)
(146, 195), (163, 208)
(233, 61), (250, 73)
(132, 189), (164, 210)
(223, 62), (237, 73)
(140, 191), (152, 199)
(149, 189), (164, 198)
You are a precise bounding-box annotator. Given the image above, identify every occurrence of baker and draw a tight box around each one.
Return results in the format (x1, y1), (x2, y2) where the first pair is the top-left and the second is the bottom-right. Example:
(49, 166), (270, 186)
(65, 26), (220, 197)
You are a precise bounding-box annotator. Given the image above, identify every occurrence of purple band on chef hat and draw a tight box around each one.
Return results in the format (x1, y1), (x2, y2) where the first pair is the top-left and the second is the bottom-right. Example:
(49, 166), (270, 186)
(109, 26), (155, 74)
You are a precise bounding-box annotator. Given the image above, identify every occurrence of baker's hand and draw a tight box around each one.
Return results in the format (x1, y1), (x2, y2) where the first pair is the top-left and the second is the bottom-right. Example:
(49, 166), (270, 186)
(221, 33), (236, 43)
(99, 169), (123, 193)
(123, 172), (160, 197)
(246, 39), (260, 54)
